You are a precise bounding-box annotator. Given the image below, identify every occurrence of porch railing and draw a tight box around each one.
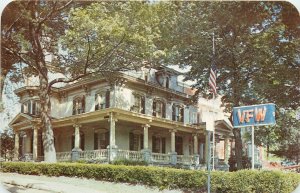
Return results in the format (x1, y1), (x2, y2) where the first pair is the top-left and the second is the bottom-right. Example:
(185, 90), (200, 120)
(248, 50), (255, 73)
(116, 150), (143, 161)
(177, 155), (194, 165)
(79, 149), (108, 161)
(152, 152), (170, 164)
(56, 151), (72, 162)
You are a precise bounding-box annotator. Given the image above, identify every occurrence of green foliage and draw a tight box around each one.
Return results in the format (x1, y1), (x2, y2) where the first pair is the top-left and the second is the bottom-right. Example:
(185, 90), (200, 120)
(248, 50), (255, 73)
(0, 129), (14, 161)
(1, 162), (300, 193)
(112, 159), (148, 166)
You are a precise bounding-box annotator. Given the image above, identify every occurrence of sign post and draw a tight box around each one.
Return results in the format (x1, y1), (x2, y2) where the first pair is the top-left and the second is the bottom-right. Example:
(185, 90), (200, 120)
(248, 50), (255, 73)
(233, 103), (276, 169)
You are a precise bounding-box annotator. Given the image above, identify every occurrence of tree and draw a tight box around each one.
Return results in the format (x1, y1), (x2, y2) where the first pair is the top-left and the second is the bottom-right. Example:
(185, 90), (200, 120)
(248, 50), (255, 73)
(160, 1), (299, 169)
(1, 1), (163, 162)
(270, 109), (300, 164)
(0, 128), (14, 161)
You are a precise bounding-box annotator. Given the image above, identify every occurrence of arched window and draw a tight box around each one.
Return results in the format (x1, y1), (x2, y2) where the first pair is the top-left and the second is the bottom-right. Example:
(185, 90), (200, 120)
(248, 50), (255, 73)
(131, 93), (145, 114)
(95, 90), (110, 110)
(172, 104), (184, 122)
(72, 96), (85, 115)
(152, 99), (166, 118)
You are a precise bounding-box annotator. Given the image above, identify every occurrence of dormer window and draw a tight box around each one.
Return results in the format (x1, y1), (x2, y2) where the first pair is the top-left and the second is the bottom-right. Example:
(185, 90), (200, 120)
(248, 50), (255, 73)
(131, 93), (145, 114)
(95, 90), (110, 110)
(21, 100), (40, 115)
(153, 99), (166, 118)
(72, 96), (85, 115)
(172, 104), (184, 122)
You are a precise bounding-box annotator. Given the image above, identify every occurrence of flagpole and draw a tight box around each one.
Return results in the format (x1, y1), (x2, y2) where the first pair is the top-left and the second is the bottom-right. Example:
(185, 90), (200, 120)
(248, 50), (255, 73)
(212, 32), (216, 171)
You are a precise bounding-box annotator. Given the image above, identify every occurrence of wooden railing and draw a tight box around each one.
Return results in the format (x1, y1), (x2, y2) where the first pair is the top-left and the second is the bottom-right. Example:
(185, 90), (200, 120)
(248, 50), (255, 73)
(79, 149), (108, 161)
(116, 150), (143, 161)
(152, 153), (170, 163)
(177, 155), (194, 165)
(56, 151), (71, 162)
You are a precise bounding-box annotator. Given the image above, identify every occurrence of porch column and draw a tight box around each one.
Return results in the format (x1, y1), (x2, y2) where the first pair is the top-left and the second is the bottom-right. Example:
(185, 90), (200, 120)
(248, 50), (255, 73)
(193, 133), (200, 166)
(72, 123), (81, 161)
(108, 112), (118, 162)
(73, 124), (81, 150)
(14, 132), (19, 161)
(142, 124), (151, 163)
(170, 129), (176, 153)
(32, 126), (38, 161)
(143, 124), (150, 149)
(193, 134), (198, 154)
(169, 129), (177, 165)
(224, 136), (230, 164)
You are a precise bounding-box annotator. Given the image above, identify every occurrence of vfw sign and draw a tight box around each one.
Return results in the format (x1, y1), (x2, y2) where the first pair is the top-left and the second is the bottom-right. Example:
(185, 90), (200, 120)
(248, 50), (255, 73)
(233, 103), (276, 128)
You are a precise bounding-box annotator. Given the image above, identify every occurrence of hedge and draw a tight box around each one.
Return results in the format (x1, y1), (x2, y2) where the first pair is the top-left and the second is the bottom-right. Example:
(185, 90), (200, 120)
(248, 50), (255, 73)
(1, 162), (300, 193)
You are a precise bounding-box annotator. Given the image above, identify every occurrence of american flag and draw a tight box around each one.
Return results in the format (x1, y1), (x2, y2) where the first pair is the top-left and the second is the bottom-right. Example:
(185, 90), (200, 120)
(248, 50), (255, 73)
(209, 63), (217, 96)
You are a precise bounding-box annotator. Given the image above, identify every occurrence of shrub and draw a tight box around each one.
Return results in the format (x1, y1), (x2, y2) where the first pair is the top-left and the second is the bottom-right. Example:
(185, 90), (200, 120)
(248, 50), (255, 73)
(112, 159), (148, 166)
(1, 162), (300, 193)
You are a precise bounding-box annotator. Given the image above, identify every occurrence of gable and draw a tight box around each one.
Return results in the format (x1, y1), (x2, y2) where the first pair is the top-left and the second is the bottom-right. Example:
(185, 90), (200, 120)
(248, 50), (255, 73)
(9, 113), (33, 127)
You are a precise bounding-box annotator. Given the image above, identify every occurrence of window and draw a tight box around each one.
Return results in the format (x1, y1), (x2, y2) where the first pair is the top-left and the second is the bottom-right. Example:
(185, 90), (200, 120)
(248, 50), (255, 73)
(153, 99), (166, 118)
(129, 132), (143, 151)
(172, 104), (184, 122)
(152, 136), (166, 153)
(175, 136), (183, 155)
(131, 94), (145, 114)
(94, 131), (109, 150)
(95, 90), (110, 110)
(21, 100), (40, 115)
(73, 96), (85, 115)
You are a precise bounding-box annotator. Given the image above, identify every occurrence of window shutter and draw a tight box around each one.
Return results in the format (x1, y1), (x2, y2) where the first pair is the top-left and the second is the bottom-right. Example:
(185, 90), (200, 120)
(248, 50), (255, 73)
(72, 100), (76, 115)
(129, 133), (134, 150)
(95, 94), (99, 110)
(172, 105), (176, 121)
(32, 101), (36, 115)
(71, 135), (74, 149)
(162, 102), (166, 118)
(81, 96), (85, 113)
(152, 136), (156, 152)
(140, 134), (144, 150)
(105, 90), (110, 108)
(94, 132), (98, 150)
(162, 137), (166, 153)
(141, 97), (145, 114)
(80, 132), (85, 150)
(180, 107), (184, 122)
(21, 104), (24, 113)
(152, 101), (156, 116)
(28, 101), (32, 114)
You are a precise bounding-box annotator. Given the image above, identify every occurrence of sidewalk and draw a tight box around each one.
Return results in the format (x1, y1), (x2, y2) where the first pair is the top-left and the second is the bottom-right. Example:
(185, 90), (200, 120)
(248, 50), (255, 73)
(0, 172), (182, 193)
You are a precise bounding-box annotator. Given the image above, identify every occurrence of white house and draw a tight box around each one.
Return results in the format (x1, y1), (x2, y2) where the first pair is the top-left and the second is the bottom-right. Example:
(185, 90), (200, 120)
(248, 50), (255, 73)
(9, 65), (232, 169)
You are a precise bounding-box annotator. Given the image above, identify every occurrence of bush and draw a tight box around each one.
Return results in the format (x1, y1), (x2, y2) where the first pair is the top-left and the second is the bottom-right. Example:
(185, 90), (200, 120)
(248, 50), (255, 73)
(112, 159), (148, 166)
(1, 162), (300, 193)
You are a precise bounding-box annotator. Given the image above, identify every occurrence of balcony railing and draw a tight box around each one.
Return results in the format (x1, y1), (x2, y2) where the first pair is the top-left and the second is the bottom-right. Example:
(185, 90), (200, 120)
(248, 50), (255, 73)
(79, 149), (108, 161)
(56, 151), (72, 162)
(152, 152), (170, 164)
(116, 150), (143, 161)
(177, 155), (194, 165)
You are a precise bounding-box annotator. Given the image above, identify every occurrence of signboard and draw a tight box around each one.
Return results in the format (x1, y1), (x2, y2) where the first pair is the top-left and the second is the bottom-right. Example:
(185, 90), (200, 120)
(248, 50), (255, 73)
(233, 103), (276, 128)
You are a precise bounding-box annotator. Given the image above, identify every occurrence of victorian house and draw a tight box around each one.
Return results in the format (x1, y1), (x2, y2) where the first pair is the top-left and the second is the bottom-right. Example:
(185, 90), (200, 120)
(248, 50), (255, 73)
(9, 66), (233, 169)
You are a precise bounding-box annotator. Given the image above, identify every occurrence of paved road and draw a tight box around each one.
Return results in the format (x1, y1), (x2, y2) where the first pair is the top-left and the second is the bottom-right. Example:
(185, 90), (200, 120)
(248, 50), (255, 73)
(0, 173), (182, 193)
(2, 184), (50, 193)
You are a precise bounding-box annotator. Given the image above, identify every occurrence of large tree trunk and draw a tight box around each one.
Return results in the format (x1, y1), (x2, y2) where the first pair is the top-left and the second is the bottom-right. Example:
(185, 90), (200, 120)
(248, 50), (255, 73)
(39, 72), (56, 162)
(233, 128), (243, 170)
